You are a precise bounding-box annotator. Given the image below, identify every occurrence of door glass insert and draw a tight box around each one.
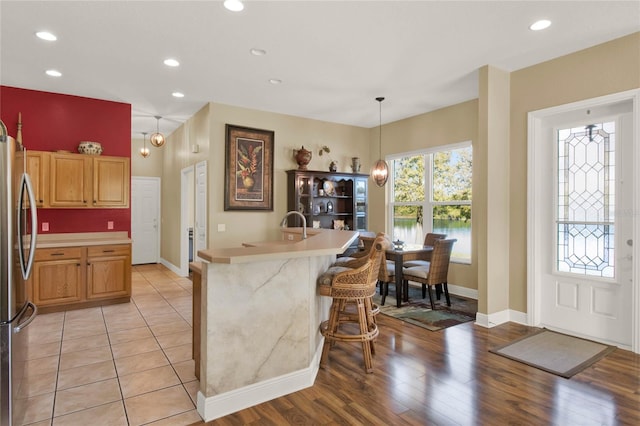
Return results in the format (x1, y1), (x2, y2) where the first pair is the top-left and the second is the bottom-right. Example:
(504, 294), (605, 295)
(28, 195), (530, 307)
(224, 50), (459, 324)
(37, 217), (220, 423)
(556, 121), (615, 277)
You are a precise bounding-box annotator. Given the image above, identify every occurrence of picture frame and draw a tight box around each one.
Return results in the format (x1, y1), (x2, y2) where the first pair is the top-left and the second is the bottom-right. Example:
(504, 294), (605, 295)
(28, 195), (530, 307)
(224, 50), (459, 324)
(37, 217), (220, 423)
(224, 124), (274, 211)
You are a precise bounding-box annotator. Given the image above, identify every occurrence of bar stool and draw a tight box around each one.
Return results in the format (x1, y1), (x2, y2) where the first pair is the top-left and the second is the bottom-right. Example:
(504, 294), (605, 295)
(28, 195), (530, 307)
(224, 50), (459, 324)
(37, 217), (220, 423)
(318, 241), (385, 373)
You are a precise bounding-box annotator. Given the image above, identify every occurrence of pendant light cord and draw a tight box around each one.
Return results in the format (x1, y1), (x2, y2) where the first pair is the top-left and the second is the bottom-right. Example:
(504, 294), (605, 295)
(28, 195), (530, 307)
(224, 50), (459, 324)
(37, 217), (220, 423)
(376, 97), (384, 159)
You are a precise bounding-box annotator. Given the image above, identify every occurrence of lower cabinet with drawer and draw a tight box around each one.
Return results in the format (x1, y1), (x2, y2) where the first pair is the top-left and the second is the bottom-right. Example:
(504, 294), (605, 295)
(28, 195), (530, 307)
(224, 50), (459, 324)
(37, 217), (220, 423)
(29, 244), (131, 313)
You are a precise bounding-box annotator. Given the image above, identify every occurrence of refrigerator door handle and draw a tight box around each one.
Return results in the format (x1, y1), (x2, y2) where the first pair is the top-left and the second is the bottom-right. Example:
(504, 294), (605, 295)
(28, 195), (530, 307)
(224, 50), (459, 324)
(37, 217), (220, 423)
(13, 301), (37, 334)
(18, 173), (38, 280)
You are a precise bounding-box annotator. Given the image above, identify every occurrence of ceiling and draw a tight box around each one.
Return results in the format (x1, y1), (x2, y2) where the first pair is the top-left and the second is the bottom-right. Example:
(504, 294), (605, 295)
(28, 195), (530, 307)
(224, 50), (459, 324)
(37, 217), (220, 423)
(1, 1), (639, 138)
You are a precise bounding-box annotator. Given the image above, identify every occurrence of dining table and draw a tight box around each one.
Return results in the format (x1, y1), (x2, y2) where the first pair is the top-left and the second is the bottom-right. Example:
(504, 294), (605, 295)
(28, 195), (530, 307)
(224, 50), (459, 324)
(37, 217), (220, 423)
(385, 243), (434, 308)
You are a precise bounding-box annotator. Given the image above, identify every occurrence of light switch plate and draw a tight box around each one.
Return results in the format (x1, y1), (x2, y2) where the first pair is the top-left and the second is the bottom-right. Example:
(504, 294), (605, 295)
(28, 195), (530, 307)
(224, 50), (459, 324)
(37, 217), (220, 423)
(217, 224), (226, 232)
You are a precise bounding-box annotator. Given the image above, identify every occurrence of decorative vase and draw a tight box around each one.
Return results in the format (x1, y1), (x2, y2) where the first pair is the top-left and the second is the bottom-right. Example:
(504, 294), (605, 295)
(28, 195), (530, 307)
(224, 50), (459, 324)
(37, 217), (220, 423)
(294, 146), (312, 170)
(77, 141), (103, 155)
(329, 161), (337, 172)
(350, 157), (361, 173)
(242, 176), (255, 190)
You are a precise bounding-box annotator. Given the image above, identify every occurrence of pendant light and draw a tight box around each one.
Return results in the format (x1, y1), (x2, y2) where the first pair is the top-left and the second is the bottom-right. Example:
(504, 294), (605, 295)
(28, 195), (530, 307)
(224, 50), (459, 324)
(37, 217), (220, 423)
(140, 132), (150, 158)
(371, 97), (389, 187)
(150, 115), (166, 148)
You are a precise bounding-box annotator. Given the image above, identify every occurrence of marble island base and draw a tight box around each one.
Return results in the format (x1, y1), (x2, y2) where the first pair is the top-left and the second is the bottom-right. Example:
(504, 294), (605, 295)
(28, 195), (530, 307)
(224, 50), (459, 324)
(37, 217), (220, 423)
(195, 229), (357, 421)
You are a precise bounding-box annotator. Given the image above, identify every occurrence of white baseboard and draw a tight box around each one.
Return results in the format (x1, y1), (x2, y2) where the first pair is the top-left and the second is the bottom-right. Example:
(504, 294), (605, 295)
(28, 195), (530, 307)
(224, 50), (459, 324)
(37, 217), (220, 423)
(159, 258), (183, 276)
(475, 309), (528, 328)
(197, 339), (323, 422)
(448, 284), (478, 300)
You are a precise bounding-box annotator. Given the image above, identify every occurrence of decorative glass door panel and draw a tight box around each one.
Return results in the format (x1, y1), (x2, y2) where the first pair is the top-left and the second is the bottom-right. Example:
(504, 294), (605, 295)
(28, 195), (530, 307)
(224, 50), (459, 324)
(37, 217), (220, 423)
(556, 122), (615, 278)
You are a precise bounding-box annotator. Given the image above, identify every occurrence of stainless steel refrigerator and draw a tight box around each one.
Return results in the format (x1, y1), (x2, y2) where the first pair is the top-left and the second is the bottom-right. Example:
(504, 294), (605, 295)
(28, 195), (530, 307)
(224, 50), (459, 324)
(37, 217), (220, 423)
(0, 120), (38, 426)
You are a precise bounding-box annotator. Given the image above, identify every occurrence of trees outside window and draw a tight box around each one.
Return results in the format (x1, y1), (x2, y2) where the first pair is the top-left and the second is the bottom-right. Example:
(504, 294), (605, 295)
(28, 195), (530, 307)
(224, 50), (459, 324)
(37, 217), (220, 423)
(389, 142), (472, 262)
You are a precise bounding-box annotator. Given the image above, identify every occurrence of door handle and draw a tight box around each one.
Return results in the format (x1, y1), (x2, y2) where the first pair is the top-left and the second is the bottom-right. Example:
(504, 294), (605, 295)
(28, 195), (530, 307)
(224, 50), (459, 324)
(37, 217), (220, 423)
(626, 239), (633, 246)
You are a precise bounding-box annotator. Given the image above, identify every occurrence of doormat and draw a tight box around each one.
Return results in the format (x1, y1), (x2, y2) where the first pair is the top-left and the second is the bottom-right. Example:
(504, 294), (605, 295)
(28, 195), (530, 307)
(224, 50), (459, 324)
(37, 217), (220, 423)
(372, 287), (476, 332)
(489, 329), (616, 378)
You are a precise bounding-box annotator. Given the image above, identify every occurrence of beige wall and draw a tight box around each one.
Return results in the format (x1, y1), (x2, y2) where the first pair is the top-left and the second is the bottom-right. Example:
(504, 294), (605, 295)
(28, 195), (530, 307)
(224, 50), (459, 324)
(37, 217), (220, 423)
(131, 138), (164, 177)
(206, 103), (370, 249)
(161, 104), (211, 267)
(156, 33), (639, 318)
(508, 32), (640, 312)
(368, 99), (479, 290)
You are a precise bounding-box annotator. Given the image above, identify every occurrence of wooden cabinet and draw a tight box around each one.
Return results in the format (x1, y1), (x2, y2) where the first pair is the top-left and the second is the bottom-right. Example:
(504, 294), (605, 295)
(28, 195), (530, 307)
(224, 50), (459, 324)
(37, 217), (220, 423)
(92, 157), (130, 207)
(29, 243), (131, 312)
(286, 170), (368, 231)
(87, 244), (131, 300)
(26, 151), (49, 207)
(49, 153), (92, 207)
(29, 151), (129, 208)
(31, 247), (84, 307)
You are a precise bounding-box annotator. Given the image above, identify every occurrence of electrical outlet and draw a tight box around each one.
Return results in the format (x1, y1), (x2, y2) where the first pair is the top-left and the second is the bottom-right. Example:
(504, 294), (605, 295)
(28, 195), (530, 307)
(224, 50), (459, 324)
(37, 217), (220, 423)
(42, 222), (49, 232)
(107, 221), (114, 230)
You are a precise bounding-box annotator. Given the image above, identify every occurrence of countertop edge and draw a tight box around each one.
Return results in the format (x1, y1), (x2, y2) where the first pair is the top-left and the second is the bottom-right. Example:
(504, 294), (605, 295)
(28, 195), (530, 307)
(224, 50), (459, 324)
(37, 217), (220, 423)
(198, 229), (358, 264)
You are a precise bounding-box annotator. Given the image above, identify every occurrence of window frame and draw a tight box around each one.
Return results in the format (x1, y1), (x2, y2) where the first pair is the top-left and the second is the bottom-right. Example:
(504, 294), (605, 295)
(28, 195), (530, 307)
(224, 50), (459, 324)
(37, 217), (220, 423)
(387, 141), (472, 264)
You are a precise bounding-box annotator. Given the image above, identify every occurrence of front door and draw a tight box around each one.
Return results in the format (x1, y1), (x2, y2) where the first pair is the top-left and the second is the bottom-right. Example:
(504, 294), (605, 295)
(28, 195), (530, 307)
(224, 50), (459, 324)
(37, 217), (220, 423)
(538, 105), (634, 347)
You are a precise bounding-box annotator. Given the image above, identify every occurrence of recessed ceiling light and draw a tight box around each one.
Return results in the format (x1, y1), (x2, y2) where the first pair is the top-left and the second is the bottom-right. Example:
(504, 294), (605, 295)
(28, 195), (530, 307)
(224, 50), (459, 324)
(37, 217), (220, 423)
(45, 69), (62, 77)
(529, 19), (551, 31)
(269, 79), (282, 85)
(250, 48), (266, 56)
(224, 0), (244, 12)
(36, 31), (57, 41)
(163, 58), (180, 67)
(172, 92), (185, 98)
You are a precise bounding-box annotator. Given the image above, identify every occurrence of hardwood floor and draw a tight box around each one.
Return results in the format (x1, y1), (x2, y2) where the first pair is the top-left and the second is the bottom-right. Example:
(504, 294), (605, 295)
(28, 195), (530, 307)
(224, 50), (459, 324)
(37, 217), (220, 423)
(194, 315), (640, 425)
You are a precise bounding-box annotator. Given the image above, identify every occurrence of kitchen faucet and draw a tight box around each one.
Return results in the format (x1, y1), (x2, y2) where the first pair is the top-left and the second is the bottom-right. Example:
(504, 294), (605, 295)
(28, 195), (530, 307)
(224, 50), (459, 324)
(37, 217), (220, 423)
(280, 211), (307, 239)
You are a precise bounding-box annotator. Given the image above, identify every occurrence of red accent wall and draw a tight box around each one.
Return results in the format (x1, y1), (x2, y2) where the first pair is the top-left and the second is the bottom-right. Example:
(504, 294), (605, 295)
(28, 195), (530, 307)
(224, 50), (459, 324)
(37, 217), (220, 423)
(0, 86), (131, 235)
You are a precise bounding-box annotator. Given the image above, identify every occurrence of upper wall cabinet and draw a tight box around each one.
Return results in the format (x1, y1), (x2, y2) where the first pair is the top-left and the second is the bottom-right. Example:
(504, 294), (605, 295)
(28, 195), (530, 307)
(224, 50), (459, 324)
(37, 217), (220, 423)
(49, 153), (92, 207)
(26, 151), (49, 208)
(92, 157), (130, 208)
(28, 151), (130, 209)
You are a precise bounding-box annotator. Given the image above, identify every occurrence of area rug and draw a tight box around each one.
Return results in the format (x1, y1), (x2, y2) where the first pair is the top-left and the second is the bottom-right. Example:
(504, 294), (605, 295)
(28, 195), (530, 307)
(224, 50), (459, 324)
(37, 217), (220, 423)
(489, 329), (616, 378)
(373, 286), (476, 331)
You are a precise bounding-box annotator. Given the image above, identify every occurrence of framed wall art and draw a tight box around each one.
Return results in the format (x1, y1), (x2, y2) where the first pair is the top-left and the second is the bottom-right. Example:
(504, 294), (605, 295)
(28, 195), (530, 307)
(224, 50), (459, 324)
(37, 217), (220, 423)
(224, 124), (275, 211)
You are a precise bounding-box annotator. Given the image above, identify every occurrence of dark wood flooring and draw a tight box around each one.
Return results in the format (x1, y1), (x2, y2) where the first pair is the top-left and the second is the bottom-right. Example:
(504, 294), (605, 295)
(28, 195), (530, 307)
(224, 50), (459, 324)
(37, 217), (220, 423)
(194, 315), (640, 425)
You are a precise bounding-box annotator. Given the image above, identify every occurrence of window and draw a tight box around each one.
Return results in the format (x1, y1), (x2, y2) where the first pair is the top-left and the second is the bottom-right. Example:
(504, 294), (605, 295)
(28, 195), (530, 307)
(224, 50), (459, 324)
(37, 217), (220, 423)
(389, 143), (472, 262)
(556, 122), (615, 278)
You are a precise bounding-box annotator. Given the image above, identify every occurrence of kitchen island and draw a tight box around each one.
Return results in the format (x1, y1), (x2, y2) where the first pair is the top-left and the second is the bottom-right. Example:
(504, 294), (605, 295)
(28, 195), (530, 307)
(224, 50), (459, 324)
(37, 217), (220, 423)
(195, 228), (358, 422)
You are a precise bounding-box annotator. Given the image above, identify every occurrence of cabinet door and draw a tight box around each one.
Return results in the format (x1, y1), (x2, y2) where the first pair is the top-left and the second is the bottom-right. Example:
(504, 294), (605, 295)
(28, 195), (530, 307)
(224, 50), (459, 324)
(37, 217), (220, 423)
(49, 153), (92, 207)
(86, 245), (131, 299)
(26, 151), (49, 207)
(93, 157), (130, 208)
(31, 248), (84, 306)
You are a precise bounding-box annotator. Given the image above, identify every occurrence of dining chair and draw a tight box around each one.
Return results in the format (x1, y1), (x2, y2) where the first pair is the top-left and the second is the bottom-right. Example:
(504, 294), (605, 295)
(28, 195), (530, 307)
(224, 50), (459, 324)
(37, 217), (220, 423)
(378, 233), (398, 306)
(402, 238), (457, 309)
(402, 232), (447, 268)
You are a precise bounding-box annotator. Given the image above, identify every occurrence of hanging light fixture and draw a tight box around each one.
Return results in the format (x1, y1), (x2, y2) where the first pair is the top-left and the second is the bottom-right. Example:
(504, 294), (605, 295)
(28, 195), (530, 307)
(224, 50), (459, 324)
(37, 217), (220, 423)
(140, 132), (150, 158)
(150, 115), (166, 148)
(371, 97), (389, 187)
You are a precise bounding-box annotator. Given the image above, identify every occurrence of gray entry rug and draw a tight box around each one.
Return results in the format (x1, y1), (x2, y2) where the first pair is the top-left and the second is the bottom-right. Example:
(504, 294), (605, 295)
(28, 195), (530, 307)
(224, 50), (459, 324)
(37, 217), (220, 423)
(490, 329), (616, 378)
(373, 286), (477, 332)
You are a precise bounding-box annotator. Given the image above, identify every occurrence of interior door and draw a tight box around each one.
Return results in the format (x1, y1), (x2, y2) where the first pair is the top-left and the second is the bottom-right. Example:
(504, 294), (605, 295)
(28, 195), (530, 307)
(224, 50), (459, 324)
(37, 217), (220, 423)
(195, 161), (207, 261)
(539, 107), (633, 347)
(131, 177), (160, 264)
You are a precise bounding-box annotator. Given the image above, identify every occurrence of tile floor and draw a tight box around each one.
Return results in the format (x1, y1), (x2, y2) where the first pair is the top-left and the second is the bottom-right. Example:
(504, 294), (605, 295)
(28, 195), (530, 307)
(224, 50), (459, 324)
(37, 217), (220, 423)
(18, 264), (203, 426)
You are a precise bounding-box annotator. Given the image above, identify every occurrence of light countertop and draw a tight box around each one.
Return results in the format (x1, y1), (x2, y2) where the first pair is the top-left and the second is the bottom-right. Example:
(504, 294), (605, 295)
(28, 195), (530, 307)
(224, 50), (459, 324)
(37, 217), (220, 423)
(34, 232), (131, 248)
(198, 228), (358, 264)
